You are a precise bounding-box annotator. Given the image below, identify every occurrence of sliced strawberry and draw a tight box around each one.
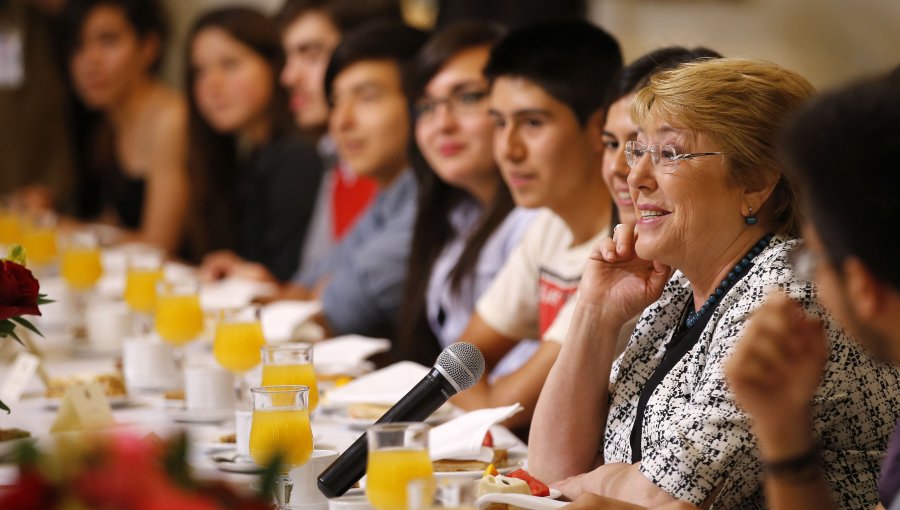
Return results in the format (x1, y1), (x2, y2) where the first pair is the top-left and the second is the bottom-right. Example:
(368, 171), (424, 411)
(507, 469), (550, 497)
(482, 431), (494, 448)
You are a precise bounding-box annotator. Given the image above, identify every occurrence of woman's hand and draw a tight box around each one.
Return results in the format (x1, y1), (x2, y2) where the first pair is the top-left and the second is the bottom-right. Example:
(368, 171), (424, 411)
(725, 293), (827, 457)
(579, 223), (672, 330)
(199, 250), (277, 283)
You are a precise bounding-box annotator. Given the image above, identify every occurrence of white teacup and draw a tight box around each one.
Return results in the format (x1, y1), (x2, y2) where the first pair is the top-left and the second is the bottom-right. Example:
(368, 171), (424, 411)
(234, 409), (252, 457)
(122, 335), (179, 391)
(184, 364), (235, 411)
(85, 301), (132, 352)
(290, 449), (340, 509)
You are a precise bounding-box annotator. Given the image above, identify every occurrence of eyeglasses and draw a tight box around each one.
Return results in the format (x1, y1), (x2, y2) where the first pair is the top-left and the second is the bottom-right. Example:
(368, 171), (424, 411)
(624, 141), (723, 173)
(414, 89), (488, 120)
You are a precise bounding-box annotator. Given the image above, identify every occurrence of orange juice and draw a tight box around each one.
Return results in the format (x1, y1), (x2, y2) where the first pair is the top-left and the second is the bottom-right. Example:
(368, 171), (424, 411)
(213, 321), (266, 372)
(22, 227), (57, 266)
(261, 363), (319, 412)
(60, 248), (103, 290)
(155, 294), (204, 345)
(366, 448), (434, 510)
(123, 269), (164, 313)
(0, 212), (20, 245)
(248, 409), (313, 470)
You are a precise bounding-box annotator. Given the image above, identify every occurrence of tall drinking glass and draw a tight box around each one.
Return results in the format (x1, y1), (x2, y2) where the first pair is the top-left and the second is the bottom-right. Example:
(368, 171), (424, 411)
(249, 385), (313, 510)
(60, 230), (103, 291)
(261, 343), (319, 413)
(123, 249), (164, 333)
(0, 199), (21, 247)
(214, 306), (266, 402)
(155, 278), (204, 347)
(366, 422), (435, 510)
(21, 211), (58, 270)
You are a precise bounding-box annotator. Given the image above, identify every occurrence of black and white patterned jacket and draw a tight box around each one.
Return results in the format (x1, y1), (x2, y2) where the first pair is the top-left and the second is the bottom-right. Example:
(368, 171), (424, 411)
(604, 236), (900, 508)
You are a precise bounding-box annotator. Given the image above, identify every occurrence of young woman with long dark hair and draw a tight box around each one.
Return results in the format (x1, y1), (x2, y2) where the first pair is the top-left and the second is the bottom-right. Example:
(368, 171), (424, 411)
(186, 7), (322, 280)
(394, 22), (536, 369)
(64, 0), (187, 253)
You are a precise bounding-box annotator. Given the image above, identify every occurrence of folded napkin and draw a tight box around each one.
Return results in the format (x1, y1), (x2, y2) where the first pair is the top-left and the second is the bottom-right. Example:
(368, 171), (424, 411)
(200, 278), (278, 311)
(313, 335), (391, 367)
(429, 404), (523, 462)
(324, 361), (430, 406)
(259, 300), (322, 342)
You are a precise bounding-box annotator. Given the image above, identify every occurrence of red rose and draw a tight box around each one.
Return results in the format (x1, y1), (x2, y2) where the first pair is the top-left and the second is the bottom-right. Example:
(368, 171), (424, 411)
(0, 260), (41, 321)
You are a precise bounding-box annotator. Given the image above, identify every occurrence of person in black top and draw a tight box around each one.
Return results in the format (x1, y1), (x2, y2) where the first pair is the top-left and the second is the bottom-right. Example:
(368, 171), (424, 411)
(185, 7), (321, 280)
(63, 0), (188, 254)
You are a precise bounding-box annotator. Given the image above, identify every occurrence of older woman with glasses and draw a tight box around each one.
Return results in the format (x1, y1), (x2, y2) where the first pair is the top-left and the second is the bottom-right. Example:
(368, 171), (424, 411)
(528, 58), (900, 509)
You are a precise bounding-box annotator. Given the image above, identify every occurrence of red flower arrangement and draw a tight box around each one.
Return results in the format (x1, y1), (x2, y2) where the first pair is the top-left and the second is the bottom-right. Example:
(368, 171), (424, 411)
(0, 432), (277, 510)
(0, 245), (50, 413)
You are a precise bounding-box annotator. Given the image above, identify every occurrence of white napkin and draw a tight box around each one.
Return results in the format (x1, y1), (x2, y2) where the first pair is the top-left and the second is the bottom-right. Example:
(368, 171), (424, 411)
(313, 335), (391, 367)
(199, 277), (278, 311)
(429, 404), (523, 462)
(259, 300), (322, 342)
(324, 361), (429, 406)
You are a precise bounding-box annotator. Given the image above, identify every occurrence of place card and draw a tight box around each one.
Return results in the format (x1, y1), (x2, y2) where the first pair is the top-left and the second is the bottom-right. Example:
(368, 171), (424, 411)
(50, 381), (115, 433)
(0, 352), (40, 404)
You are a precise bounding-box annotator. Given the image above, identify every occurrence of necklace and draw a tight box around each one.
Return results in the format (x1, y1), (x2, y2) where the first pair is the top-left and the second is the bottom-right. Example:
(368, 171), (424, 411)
(685, 233), (774, 327)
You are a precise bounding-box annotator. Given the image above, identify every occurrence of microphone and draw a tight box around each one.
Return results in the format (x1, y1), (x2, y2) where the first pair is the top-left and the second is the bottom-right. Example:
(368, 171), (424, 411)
(317, 342), (485, 498)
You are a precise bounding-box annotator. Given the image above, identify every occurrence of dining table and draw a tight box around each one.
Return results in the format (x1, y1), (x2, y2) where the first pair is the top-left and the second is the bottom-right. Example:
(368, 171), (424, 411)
(0, 262), (530, 509)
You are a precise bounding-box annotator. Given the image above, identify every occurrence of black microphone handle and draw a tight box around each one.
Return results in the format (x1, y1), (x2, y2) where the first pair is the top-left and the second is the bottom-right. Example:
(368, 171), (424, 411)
(317, 368), (457, 498)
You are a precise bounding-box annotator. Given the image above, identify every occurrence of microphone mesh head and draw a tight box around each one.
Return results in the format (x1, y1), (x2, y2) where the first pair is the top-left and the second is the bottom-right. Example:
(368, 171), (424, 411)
(436, 342), (485, 391)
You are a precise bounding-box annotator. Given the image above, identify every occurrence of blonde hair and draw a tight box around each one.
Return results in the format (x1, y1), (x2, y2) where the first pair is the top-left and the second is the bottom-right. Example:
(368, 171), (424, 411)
(632, 58), (815, 236)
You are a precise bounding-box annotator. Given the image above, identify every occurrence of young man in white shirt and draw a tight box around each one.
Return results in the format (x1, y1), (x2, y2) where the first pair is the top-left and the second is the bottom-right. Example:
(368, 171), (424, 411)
(450, 20), (622, 429)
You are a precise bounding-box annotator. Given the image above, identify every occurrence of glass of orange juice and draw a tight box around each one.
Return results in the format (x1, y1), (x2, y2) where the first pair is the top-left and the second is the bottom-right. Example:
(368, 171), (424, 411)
(214, 306), (266, 402)
(366, 422), (435, 510)
(249, 385), (313, 509)
(155, 279), (204, 347)
(123, 249), (165, 333)
(261, 343), (319, 413)
(20, 211), (58, 270)
(0, 200), (21, 247)
(60, 230), (103, 291)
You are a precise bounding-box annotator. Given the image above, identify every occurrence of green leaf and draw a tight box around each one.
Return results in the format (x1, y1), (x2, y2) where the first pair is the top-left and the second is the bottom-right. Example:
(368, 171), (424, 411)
(162, 432), (194, 490)
(257, 452), (284, 498)
(10, 317), (43, 337)
(0, 320), (24, 346)
(6, 245), (26, 265)
(0, 399), (9, 414)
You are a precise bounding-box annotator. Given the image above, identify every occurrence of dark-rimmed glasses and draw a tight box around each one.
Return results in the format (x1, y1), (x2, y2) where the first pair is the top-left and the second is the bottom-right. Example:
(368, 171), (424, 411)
(414, 89), (488, 120)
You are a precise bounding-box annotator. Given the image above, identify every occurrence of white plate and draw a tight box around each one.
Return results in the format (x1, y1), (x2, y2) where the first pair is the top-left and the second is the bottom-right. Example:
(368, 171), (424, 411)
(32, 395), (131, 409)
(189, 426), (238, 453)
(168, 407), (233, 424)
(327, 406), (458, 431)
(475, 492), (567, 510)
(433, 460), (524, 480)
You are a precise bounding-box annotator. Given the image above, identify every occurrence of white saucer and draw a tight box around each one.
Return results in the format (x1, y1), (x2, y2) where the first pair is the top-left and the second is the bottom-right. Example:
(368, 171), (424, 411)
(209, 449), (262, 474)
(169, 407), (233, 423)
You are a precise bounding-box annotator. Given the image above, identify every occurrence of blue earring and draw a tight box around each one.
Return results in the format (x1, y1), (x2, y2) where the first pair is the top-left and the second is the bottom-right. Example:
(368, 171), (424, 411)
(745, 207), (758, 225)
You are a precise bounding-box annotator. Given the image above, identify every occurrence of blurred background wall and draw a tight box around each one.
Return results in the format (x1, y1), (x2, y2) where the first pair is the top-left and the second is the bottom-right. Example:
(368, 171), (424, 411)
(162, 0), (900, 90)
